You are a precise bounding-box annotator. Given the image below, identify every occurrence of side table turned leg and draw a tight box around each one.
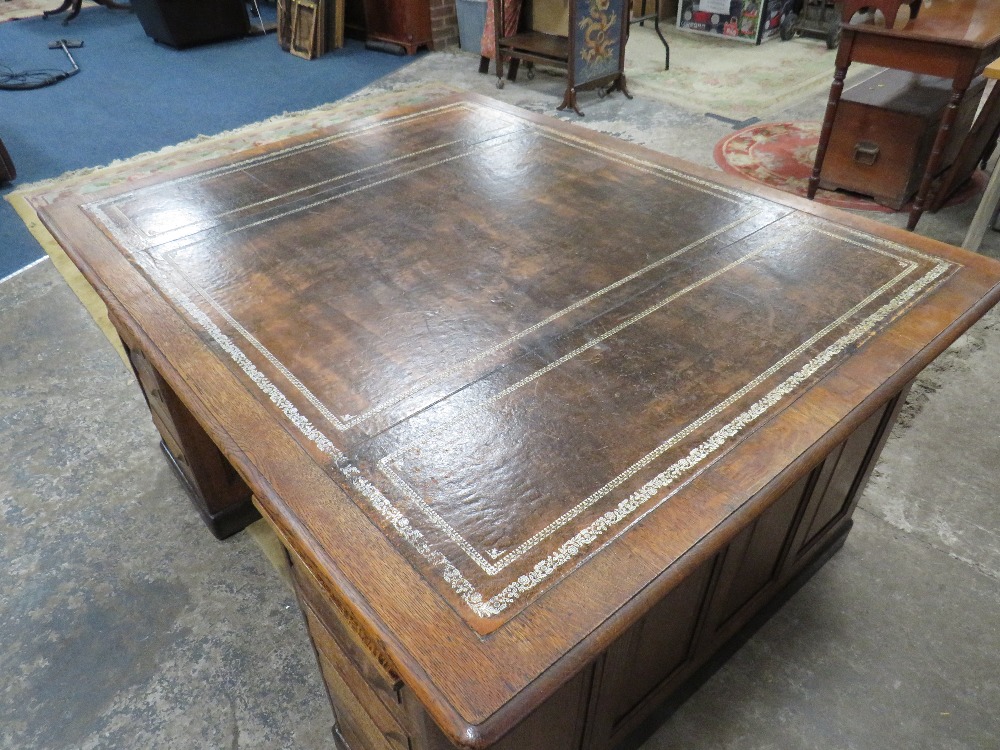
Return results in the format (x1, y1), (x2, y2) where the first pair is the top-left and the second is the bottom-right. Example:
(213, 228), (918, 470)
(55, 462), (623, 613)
(909, 86), (968, 230)
(808, 63), (850, 200)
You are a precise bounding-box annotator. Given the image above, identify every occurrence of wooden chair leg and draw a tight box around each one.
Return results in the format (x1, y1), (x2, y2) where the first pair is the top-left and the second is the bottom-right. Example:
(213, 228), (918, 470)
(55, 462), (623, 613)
(42, 0), (74, 19)
(64, 0), (84, 23)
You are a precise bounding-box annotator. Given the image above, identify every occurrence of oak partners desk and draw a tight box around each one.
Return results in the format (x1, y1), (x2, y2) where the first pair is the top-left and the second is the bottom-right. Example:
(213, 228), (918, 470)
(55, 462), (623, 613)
(39, 94), (1000, 750)
(808, 0), (1000, 231)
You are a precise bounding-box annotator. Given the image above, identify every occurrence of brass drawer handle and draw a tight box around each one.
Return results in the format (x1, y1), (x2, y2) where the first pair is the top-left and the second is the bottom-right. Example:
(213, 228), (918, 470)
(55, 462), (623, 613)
(854, 141), (880, 166)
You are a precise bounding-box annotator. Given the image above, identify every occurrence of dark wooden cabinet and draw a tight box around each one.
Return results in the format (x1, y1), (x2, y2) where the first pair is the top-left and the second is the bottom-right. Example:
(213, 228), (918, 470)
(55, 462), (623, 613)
(358, 0), (432, 53)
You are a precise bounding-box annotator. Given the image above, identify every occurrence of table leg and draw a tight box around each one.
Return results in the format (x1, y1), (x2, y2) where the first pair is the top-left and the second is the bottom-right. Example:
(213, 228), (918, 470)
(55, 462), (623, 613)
(42, 0), (73, 20)
(808, 37), (854, 200)
(113, 319), (258, 539)
(908, 84), (970, 230)
(962, 155), (1000, 250)
(493, 0), (505, 86)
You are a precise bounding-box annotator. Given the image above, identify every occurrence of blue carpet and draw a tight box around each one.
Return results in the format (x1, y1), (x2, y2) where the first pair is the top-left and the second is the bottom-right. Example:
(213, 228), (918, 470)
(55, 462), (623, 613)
(0, 5), (418, 280)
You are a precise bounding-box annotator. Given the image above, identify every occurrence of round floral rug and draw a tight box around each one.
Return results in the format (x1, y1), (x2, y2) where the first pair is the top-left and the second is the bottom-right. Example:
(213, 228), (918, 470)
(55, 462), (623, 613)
(714, 121), (983, 212)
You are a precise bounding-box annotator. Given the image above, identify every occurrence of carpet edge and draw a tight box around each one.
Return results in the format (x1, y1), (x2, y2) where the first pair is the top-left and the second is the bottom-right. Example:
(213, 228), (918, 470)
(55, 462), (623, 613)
(5, 191), (129, 367)
(10, 80), (466, 198)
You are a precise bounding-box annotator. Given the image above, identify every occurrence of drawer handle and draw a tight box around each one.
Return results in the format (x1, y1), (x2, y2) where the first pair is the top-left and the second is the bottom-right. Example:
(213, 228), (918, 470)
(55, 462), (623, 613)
(854, 141), (879, 166)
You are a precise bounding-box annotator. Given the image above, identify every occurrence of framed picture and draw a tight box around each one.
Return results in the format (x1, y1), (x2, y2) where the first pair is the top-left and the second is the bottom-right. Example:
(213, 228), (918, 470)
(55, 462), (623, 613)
(290, 0), (323, 59)
(676, 0), (784, 44)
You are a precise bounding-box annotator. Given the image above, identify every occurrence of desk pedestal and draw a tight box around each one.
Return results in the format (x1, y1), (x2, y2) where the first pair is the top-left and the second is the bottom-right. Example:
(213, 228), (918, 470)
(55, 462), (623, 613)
(266, 390), (905, 750)
(113, 313), (258, 539)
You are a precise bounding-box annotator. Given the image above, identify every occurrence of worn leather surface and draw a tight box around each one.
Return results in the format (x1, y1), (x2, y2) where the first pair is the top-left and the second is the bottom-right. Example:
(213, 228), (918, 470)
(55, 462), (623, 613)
(80, 100), (959, 626)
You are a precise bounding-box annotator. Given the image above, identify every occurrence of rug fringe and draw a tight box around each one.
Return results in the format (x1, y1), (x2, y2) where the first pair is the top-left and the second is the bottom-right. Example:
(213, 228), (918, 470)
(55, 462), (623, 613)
(5, 191), (129, 366)
(12, 80), (464, 196)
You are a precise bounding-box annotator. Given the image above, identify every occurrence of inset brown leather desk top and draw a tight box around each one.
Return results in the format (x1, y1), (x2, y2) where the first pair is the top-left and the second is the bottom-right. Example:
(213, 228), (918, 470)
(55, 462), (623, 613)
(38, 95), (1000, 744)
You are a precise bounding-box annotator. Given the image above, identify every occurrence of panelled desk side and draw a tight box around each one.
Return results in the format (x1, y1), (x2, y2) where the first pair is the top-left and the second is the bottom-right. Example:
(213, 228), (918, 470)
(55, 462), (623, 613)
(36, 94), (1000, 750)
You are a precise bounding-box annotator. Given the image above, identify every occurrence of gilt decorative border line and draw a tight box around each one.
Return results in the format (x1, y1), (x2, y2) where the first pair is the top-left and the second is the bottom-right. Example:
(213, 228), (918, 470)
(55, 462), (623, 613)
(87, 101), (762, 433)
(84, 101), (959, 619)
(378, 238), (919, 575)
(97, 212), (954, 619)
(475, 265), (951, 616)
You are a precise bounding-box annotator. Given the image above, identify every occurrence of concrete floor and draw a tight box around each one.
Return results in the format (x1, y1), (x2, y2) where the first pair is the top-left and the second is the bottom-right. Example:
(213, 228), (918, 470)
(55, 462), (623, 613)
(2, 33), (999, 750)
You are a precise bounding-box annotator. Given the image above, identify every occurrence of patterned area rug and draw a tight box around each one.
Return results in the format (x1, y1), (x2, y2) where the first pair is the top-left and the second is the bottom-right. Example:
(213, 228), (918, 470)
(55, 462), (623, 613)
(714, 120), (984, 211)
(624, 25), (876, 122)
(0, 0), (96, 23)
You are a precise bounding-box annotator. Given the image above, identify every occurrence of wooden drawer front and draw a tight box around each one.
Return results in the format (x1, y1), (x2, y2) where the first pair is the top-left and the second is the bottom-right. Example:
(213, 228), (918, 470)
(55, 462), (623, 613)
(289, 556), (409, 729)
(150, 410), (197, 489)
(301, 586), (596, 750)
(304, 606), (409, 750)
(129, 345), (183, 445)
(128, 345), (204, 500)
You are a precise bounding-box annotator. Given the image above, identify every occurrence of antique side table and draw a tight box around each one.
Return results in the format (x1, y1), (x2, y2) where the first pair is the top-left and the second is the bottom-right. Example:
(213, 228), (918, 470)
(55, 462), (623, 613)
(808, 0), (1000, 231)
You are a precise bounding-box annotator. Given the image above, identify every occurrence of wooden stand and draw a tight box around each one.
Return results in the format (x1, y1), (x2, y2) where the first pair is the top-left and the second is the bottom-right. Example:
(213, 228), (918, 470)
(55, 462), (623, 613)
(493, 0), (631, 115)
(807, 0), (1000, 230)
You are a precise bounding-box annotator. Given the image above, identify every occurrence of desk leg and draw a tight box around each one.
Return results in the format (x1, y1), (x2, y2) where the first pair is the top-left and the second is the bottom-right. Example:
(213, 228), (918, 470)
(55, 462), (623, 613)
(808, 37), (853, 200)
(962, 155), (1000, 250)
(909, 85), (969, 230)
(115, 327), (258, 539)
